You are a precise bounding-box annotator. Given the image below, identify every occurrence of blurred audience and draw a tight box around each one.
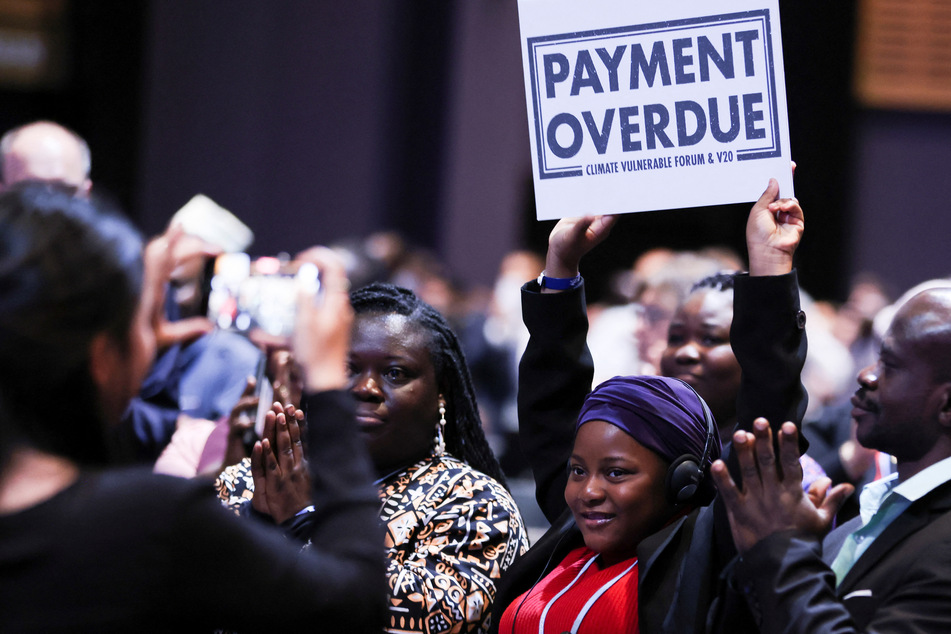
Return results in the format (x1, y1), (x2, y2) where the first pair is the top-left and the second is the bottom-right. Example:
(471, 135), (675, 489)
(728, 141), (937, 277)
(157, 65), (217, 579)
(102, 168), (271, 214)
(0, 120), (92, 196)
(589, 250), (732, 384)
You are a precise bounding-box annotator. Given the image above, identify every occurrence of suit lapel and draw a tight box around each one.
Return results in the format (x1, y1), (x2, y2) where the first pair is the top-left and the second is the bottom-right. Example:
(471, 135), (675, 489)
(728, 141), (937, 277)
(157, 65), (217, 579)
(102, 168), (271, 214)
(822, 515), (862, 566)
(638, 512), (689, 588)
(837, 481), (951, 594)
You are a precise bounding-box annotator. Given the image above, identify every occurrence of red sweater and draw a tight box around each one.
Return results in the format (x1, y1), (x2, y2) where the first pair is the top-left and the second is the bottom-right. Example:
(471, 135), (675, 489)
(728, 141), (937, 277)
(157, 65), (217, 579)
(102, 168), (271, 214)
(499, 546), (638, 634)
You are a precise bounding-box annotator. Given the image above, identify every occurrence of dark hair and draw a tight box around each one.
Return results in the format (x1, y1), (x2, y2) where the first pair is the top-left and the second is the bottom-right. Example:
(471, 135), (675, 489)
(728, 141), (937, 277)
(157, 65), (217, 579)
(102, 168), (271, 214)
(349, 282), (507, 487)
(690, 270), (737, 294)
(0, 182), (143, 468)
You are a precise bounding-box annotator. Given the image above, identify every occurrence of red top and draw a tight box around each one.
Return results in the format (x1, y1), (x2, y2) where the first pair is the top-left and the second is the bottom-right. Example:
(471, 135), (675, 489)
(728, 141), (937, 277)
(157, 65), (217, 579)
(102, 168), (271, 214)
(498, 546), (638, 634)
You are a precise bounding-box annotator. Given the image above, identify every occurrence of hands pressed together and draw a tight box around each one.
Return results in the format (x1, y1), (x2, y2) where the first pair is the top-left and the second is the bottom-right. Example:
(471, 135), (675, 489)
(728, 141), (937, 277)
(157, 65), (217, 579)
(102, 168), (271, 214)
(250, 401), (311, 525)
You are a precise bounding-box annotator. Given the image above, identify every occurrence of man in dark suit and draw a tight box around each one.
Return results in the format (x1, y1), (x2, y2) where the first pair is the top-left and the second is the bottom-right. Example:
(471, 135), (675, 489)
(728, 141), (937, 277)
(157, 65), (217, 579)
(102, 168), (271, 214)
(713, 288), (951, 632)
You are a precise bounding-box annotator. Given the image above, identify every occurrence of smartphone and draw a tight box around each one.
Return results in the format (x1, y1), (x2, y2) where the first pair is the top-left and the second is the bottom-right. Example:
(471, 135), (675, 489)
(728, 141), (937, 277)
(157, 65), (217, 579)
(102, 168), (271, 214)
(241, 352), (273, 455)
(207, 255), (320, 338)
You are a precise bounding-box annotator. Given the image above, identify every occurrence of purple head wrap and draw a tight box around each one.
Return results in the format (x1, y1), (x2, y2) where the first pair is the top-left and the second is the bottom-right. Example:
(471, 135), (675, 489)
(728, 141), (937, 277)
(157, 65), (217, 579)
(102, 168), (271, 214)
(577, 375), (722, 467)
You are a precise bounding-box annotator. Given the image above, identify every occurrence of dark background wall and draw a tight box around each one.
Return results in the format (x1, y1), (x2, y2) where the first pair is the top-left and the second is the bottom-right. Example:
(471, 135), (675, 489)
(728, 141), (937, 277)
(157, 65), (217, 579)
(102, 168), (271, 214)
(3, 0), (949, 304)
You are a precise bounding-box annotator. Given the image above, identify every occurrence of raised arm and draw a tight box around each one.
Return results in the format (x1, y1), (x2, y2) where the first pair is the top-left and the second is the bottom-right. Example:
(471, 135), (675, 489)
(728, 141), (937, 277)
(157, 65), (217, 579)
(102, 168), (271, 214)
(746, 177), (804, 277)
(541, 215), (618, 282)
(518, 215), (616, 521)
(731, 178), (808, 443)
(704, 178), (811, 631)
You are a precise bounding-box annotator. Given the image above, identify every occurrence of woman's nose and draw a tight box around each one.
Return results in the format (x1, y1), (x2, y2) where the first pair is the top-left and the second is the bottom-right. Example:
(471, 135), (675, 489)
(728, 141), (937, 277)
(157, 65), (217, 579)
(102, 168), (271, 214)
(674, 342), (701, 364)
(580, 477), (605, 504)
(351, 373), (382, 399)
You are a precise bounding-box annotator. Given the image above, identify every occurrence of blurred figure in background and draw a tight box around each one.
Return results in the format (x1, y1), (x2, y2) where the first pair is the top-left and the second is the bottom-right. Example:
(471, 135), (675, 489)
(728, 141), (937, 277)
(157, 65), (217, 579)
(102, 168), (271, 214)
(0, 120), (92, 196)
(589, 250), (733, 384)
(470, 250), (544, 472)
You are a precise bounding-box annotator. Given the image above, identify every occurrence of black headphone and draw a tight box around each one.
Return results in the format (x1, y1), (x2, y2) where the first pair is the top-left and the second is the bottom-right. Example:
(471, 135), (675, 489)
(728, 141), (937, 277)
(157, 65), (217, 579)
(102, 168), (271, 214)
(664, 379), (717, 505)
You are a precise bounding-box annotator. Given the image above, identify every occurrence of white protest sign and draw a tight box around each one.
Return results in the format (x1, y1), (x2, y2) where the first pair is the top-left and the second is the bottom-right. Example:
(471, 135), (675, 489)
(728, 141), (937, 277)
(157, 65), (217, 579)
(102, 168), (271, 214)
(517, 0), (793, 220)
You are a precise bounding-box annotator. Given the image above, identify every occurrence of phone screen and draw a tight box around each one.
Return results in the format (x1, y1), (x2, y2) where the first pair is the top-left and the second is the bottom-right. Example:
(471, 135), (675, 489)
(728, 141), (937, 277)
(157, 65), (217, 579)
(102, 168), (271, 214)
(254, 377), (274, 439)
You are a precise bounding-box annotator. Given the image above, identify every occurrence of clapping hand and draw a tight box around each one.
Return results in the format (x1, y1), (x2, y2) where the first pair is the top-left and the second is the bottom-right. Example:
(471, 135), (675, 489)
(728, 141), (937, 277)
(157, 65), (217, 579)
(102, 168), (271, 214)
(223, 377), (261, 467)
(711, 418), (853, 554)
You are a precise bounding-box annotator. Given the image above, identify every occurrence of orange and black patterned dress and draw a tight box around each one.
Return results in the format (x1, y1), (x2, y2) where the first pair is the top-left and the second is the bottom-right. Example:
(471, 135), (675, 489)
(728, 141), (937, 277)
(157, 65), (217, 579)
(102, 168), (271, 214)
(216, 452), (529, 634)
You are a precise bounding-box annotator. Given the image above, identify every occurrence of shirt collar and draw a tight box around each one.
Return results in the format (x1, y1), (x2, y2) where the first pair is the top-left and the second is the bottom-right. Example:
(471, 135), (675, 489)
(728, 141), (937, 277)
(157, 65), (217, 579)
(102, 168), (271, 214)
(859, 455), (951, 524)
(892, 455), (951, 503)
(858, 473), (899, 525)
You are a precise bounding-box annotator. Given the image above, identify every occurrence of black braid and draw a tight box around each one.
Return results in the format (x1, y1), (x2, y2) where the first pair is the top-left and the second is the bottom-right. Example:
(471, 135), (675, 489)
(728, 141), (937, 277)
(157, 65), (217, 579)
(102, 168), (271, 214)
(350, 283), (508, 488)
(690, 270), (737, 294)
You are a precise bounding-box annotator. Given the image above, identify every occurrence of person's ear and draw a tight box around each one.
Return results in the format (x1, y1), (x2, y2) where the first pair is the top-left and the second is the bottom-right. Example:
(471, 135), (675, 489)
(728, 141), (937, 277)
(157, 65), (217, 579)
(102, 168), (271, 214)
(88, 332), (122, 394)
(77, 178), (93, 199)
(936, 382), (951, 429)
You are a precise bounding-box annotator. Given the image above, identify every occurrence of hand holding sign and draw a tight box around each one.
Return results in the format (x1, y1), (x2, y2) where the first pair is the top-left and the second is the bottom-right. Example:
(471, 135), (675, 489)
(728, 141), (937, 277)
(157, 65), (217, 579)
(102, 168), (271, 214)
(545, 215), (619, 281)
(746, 177), (804, 276)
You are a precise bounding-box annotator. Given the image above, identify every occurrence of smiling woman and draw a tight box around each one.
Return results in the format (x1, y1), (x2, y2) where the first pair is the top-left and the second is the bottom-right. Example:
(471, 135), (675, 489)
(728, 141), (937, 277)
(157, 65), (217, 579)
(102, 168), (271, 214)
(567, 421), (675, 565)
(497, 375), (718, 634)
(491, 178), (813, 634)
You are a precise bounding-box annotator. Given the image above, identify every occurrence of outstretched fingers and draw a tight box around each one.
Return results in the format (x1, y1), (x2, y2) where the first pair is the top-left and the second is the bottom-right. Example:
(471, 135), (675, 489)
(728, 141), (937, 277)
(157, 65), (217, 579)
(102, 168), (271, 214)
(733, 429), (764, 496)
(778, 421), (804, 483)
(752, 418), (777, 476)
(250, 439), (271, 516)
(710, 458), (741, 506)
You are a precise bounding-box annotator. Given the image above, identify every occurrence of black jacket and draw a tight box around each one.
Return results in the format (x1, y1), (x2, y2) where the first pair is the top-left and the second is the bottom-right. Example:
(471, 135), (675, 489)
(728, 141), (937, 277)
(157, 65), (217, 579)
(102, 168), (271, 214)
(492, 272), (807, 634)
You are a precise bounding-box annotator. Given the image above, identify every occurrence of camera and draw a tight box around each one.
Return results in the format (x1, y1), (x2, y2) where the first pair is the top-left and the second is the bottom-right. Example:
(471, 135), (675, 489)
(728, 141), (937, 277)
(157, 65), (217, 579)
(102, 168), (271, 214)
(206, 253), (320, 338)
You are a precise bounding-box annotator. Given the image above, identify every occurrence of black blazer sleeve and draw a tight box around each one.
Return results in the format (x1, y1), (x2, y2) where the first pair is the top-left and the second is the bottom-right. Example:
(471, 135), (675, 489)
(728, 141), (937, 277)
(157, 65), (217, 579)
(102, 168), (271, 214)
(729, 271), (809, 470)
(703, 271), (808, 632)
(517, 281), (594, 523)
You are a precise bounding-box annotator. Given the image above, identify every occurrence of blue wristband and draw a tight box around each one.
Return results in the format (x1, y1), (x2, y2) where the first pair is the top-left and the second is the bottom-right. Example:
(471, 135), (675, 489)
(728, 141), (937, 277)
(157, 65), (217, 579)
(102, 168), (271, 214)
(537, 270), (582, 290)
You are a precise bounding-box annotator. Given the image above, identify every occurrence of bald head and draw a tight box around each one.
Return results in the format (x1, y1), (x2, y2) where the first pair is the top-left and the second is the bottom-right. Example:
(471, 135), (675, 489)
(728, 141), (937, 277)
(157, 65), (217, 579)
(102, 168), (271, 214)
(0, 121), (91, 196)
(890, 288), (951, 379)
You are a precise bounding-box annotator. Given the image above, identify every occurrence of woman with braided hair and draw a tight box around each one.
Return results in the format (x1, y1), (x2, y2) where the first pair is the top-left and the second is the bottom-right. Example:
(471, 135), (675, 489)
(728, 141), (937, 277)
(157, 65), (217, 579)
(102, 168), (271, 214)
(349, 283), (508, 484)
(349, 282), (528, 634)
(218, 281), (528, 634)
